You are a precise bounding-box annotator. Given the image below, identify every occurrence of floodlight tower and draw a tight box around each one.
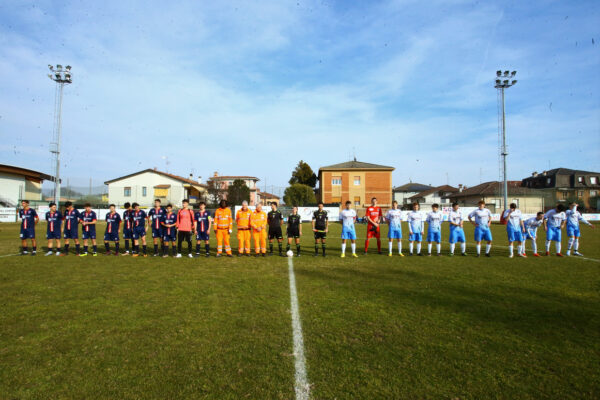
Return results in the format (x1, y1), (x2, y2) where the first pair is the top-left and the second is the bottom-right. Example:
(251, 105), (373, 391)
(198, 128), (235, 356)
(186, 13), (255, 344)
(494, 70), (517, 211)
(48, 64), (72, 207)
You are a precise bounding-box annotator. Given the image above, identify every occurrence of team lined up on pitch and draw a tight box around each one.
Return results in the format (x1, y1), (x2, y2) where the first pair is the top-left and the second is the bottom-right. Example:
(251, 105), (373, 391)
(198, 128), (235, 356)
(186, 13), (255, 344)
(16, 196), (594, 258)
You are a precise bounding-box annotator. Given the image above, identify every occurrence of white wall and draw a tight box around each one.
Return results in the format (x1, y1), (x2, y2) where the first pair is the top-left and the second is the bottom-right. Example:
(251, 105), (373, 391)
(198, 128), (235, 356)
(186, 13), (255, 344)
(107, 171), (187, 207)
(0, 173), (26, 207)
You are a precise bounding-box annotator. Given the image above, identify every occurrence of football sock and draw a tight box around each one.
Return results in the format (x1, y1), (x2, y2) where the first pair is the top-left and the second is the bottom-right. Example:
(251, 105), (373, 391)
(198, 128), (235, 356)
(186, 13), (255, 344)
(75, 244), (80, 253)
(322, 243), (326, 255)
(545, 240), (551, 252)
(409, 242), (414, 254)
(22, 246), (28, 253)
(427, 243), (432, 254)
(461, 242), (466, 253)
(64, 244), (69, 253)
(486, 244), (491, 254)
(568, 237), (574, 250)
(143, 245), (147, 255)
(296, 244), (301, 254)
(351, 243), (356, 254)
(509, 245), (513, 256)
(105, 242), (110, 252)
(278, 243), (282, 253)
(92, 245), (97, 253)
(388, 242), (393, 253)
(115, 242), (120, 252)
(398, 241), (402, 254)
(476, 244), (481, 255)
(341, 243), (346, 254)
(84, 246), (88, 253)
(124, 240), (130, 251)
(205, 244), (210, 254)
(531, 241), (537, 254)
(574, 239), (579, 251)
(315, 243), (319, 254)
(377, 239), (381, 252)
(556, 243), (561, 254)
(269, 243), (273, 253)
(154, 244), (159, 254)
(416, 243), (421, 254)
(172, 246), (176, 256)
(162, 244), (166, 254)
(286, 244), (290, 252)
(196, 244), (200, 253)
(364, 239), (369, 252)
(32, 246), (36, 252)
(450, 243), (455, 254)
(436, 243), (441, 254)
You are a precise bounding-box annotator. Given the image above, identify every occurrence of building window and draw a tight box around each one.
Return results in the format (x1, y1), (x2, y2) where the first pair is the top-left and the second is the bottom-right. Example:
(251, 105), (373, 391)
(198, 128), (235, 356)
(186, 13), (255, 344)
(354, 196), (360, 206)
(124, 187), (131, 197)
(142, 187), (147, 197)
(512, 199), (519, 207)
(577, 190), (584, 198)
(332, 178), (342, 186)
(578, 176), (583, 183)
(353, 176), (361, 186)
(591, 190), (598, 197)
(546, 178), (551, 185)
(331, 196), (342, 203)
(561, 192), (568, 200)
(591, 177), (598, 185)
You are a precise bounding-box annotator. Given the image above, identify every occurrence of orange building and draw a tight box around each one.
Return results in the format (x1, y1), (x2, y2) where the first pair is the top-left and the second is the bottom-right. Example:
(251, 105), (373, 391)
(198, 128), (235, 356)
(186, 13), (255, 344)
(318, 159), (395, 212)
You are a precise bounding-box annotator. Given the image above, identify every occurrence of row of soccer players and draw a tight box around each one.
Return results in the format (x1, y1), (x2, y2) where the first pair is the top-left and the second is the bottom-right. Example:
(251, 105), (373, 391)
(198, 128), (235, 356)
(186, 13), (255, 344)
(17, 197), (593, 257)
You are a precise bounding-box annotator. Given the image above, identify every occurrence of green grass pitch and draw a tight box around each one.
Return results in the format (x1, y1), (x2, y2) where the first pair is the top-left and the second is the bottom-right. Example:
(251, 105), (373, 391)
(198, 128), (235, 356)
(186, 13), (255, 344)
(0, 221), (599, 399)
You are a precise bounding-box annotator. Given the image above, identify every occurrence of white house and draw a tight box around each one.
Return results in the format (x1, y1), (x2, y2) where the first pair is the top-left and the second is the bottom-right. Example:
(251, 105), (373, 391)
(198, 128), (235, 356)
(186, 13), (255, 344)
(408, 185), (459, 208)
(104, 168), (207, 207)
(392, 182), (433, 207)
(0, 164), (53, 207)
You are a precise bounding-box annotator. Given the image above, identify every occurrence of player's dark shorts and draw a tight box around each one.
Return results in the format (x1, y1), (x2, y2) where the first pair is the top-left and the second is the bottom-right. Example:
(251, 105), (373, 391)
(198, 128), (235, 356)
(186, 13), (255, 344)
(151, 227), (163, 239)
(196, 230), (210, 241)
(63, 228), (78, 239)
(104, 232), (119, 241)
(314, 231), (327, 240)
(20, 228), (35, 239)
(132, 227), (146, 239)
(268, 226), (283, 240)
(46, 230), (61, 240)
(82, 229), (96, 240)
(163, 228), (177, 242)
(287, 227), (300, 238)
(123, 228), (133, 240)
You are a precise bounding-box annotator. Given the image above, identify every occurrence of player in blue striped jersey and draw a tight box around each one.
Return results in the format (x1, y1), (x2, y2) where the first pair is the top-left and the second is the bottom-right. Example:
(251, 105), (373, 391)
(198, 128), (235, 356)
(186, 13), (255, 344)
(45, 202), (62, 256)
(104, 204), (122, 255)
(19, 200), (39, 255)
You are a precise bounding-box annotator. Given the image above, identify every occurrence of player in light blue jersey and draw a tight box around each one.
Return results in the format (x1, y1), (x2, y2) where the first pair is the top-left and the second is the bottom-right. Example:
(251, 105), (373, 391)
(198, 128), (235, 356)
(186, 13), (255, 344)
(543, 204), (566, 256)
(523, 212), (544, 257)
(339, 201), (358, 258)
(565, 203), (595, 256)
(426, 204), (443, 256)
(448, 202), (467, 256)
(502, 203), (526, 258)
(407, 202), (424, 256)
(468, 200), (493, 257)
(385, 201), (404, 256)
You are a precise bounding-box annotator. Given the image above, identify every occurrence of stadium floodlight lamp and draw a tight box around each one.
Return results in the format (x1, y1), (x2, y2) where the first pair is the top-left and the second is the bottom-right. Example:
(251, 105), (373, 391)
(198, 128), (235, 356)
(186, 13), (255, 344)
(48, 64), (54, 70)
(496, 70), (502, 77)
(511, 80), (517, 85)
(65, 65), (71, 71)
(55, 72), (62, 79)
(504, 70), (510, 76)
(47, 74), (53, 79)
(511, 71), (516, 77)
(495, 79), (501, 85)
(503, 79), (509, 85)
(56, 64), (63, 70)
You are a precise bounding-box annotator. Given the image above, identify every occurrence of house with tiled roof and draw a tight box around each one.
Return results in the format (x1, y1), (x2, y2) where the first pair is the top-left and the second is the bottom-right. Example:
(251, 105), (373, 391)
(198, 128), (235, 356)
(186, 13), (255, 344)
(104, 168), (207, 207)
(392, 182), (433, 206)
(317, 159), (395, 213)
(0, 164), (54, 207)
(447, 181), (551, 213)
(208, 172), (261, 206)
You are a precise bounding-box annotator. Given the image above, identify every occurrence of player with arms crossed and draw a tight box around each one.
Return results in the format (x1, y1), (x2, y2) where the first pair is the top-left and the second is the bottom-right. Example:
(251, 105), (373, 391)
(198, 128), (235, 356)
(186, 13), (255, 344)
(565, 202), (595, 256)
(62, 201), (80, 255)
(79, 203), (98, 257)
(523, 212), (544, 257)
(340, 201), (358, 258)
(18, 200), (38, 255)
(407, 202), (424, 256)
(267, 203), (285, 256)
(122, 202), (134, 255)
(364, 197), (383, 254)
(468, 200), (493, 257)
(45, 202), (62, 256)
(286, 206), (302, 257)
(147, 199), (166, 257)
(385, 200), (404, 256)
(312, 202), (328, 257)
(426, 203), (443, 256)
(502, 203), (526, 258)
(161, 204), (178, 257)
(544, 204), (566, 257)
(104, 204), (121, 255)
(194, 202), (212, 257)
(448, 203), (467, 256)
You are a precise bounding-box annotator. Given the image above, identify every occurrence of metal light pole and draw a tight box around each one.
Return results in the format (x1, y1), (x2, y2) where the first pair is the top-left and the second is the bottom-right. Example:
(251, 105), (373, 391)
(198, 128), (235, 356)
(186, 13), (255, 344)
(494, 70), (517, 211)
(48, 64), (72, 207)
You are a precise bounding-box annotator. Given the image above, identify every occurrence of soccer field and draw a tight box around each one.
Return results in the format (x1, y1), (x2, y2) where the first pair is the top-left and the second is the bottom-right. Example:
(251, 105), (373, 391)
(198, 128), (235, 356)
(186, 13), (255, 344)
(1, 221), (599, 399)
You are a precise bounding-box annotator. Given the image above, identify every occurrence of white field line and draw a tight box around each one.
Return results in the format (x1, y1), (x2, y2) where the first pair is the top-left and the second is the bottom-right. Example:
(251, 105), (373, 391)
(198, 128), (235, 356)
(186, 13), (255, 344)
(0, 253), (20, 258)
(288, 256), (310, 400)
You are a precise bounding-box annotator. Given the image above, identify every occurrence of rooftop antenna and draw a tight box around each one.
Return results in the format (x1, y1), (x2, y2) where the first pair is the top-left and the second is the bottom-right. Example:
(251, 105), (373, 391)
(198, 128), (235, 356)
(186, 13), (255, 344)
(161, 156), (170, 172)
(352, 147), (356, 162)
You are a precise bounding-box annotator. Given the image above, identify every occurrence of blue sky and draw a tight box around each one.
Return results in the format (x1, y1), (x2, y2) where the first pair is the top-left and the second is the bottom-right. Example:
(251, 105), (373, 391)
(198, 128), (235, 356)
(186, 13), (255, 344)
(0, 0), (598, 193)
